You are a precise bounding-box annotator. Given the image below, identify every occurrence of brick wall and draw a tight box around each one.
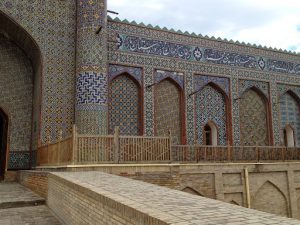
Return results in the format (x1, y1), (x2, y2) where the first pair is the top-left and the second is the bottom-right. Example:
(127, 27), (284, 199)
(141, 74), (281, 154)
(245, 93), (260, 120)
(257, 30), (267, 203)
(18, 171), (48, 198)
(48, 173), (168, 225)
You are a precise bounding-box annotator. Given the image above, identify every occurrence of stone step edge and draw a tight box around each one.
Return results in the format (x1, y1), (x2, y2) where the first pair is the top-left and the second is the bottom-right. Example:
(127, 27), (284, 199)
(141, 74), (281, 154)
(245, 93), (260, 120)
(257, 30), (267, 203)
(0, 199), (45, 209)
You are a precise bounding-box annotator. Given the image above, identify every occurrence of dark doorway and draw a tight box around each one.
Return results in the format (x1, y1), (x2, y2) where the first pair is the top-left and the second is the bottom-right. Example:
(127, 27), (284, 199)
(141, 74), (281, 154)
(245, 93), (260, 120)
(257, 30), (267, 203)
(204, 124), (212, 145)
(0, 109), (8, 180)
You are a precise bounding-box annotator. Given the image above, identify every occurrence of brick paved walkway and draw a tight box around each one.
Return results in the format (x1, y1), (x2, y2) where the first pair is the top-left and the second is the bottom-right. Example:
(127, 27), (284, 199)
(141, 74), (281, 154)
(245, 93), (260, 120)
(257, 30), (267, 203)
(50, 171), (300, 225)
(0, 183), (61, 225)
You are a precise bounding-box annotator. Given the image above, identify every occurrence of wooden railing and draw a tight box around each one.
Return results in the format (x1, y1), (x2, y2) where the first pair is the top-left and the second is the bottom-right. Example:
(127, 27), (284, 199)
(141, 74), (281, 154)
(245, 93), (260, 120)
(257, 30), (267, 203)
(171, 145), (300, 162)
(37, 136), (73, 166)
(36, 125), (300, 166)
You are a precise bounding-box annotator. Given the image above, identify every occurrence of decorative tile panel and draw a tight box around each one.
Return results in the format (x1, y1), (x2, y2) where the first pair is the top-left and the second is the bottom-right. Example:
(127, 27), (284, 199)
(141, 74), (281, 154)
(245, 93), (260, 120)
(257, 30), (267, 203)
(239, 89), (268, 146)
(144, 66), (154, 136)
(117, 33), (300, 76)
(155, 70), (184, 89)
(194, 75), (230, 96)
(109, 64), (142, 85)
(8, 152), (30, 169)
(76, 72), (107, 105)
(154, 79), (182, 144)
(279, 92), (300, 146)
(109, 75), (141, 135)
(239, 79), (269, 98)
(195, 84), (227, 145)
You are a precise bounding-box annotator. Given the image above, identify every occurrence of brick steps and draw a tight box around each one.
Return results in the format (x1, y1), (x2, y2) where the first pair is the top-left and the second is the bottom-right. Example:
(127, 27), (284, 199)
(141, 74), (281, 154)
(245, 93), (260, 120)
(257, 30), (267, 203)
(0, 182), (45, 209)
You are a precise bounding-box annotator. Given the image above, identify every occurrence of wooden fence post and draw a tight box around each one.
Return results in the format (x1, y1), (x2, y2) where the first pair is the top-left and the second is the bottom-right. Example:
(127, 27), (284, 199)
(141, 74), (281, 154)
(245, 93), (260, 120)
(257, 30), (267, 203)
(227, 142), (231, 162)
(255, 142), (259, 162)
(114, 126), (120, 163)
(72, 124), (78, 164)
(168, 130), (172, 162)
(58, 129), (62, 165)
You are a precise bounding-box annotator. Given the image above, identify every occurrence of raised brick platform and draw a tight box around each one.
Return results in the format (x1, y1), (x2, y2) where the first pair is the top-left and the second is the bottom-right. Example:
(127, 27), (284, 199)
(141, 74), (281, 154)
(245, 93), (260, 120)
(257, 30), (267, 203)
(48, 171), (300, 225)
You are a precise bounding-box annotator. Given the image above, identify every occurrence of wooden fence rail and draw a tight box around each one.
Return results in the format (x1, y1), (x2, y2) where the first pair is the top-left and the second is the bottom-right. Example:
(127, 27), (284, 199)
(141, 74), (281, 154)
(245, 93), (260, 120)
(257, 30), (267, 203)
(37, 125), (300, 166)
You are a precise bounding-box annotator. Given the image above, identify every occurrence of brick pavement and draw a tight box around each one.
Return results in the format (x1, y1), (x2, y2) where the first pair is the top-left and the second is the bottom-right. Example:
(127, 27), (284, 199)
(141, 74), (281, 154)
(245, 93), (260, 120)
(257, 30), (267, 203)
(49, 171), (300, 225)
(0, 182), (61, 225)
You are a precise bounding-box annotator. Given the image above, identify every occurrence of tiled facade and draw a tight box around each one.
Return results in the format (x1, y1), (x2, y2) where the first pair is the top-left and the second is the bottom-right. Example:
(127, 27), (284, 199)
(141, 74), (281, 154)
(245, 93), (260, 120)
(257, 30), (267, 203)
(1, 0), (300, 169)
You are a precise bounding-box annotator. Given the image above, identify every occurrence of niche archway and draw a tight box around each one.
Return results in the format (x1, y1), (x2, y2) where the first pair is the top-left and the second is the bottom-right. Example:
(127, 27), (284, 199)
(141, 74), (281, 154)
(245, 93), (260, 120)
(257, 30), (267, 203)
(239, 87), (270, 146)
(0, 11), (42, 174)
(109, 73), (142, 135)
(154, 78), (184, 144)
(203, 121), (218, 146)
(283, 125), (295, 147)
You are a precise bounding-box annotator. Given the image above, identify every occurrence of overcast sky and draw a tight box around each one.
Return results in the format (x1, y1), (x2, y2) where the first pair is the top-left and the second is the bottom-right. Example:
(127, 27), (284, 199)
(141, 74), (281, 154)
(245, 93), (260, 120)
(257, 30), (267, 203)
(108, 0), (300, 53)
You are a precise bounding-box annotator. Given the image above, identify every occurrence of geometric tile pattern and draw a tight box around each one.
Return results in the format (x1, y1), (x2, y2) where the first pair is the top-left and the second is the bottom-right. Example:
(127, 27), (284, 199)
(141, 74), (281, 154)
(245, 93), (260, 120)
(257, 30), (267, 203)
(154, 79), (182, 144)
(76, 72), (107, 104)
(144, 66), (154, 136)
(279, 92), (300, 146)
(0, 35), (32, 162)
(109, 64), (142, 86)
(194, 75), (230, 96)
(155, 70), (184, 89)
(239, 89), (269, 146)
(239, 79), (269, 98)
(109, 75), (141, 135)
(195, 85), (227, 145)
(77, 0), (105, 29)
(117, 33), (300, 76)
(8, 152), (30, 169)
(1, 0), (76, 144)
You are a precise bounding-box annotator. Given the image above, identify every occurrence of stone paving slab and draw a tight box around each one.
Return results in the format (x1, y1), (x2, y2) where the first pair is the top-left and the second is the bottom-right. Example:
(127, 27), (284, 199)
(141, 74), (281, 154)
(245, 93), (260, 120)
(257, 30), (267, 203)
(0, 205), (61, 225)
(51, 171), (300, 225)
(0, 183), (45, 209)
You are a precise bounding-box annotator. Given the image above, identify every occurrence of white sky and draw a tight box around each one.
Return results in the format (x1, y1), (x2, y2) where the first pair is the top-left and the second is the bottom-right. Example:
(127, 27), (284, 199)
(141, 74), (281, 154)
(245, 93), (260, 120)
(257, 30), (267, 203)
(108, 0), (300, 53)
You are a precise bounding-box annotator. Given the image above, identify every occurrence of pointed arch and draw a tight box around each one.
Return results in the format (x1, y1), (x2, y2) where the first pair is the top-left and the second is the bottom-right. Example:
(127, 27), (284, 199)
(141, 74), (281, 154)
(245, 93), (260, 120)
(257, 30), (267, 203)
(203, 120), (218, 146)
(252, 181), (288, 217)
(108, 73), (142, 135)
(182, 187), (203, 196)
(239, 87), (270, 146)
(0, 11), (43, 172)
(154, 77), (185, 144)
(195, 82), (229, 145)
(279, 90), (300, 146)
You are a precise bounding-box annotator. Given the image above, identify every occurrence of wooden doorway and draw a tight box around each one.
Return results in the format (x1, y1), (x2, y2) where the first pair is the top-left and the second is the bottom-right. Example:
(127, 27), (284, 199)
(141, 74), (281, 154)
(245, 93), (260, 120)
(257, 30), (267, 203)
(0, 109), (8, 180)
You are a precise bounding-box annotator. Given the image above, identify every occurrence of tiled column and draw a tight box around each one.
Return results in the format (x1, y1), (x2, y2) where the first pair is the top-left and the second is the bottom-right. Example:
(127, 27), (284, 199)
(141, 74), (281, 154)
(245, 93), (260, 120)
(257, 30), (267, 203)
(75, 0), (108, 134)
(231, 70), (241, 146)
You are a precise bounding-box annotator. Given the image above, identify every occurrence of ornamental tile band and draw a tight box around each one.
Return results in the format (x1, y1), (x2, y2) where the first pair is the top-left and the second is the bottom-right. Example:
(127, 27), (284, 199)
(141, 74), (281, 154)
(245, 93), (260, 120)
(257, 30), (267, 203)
(117, 34), (300, 76)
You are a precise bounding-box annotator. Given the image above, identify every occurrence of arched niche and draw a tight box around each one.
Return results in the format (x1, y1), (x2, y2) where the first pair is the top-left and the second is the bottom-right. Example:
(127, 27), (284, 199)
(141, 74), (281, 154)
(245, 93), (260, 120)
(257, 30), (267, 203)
(0, 11), (42, 173)
(283, 125), (295, 147)
(203, 121), (218, 146)
(109, 73), (142, 135)
(154, 77), (184, 144)
(279, 91), (300, 146)
(252, 181), (288, 217)
(195, 82), (228, 145)
(239, 87), (270, 146)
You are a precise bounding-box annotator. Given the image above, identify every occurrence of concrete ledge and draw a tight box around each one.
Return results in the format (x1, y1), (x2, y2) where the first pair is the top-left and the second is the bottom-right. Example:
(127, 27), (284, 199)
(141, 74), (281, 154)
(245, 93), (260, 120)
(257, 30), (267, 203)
(48, 171), (300, 225)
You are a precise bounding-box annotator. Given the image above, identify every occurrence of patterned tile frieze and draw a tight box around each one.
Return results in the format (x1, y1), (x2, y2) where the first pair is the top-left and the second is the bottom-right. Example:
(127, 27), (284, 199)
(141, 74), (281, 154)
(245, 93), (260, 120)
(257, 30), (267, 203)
(155, 70), (184, 89)
(109, 64), (142, 85)
(108, 20), (300, 62)
(231, 74), (241, 145)
(194, 75), (230, 96)
(238, 79), (269, 99)
(116, 33), (300, 76)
